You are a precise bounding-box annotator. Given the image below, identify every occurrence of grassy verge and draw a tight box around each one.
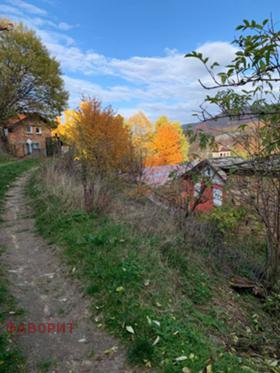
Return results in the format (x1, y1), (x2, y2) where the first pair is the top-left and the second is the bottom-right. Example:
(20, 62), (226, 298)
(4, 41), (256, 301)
(0, 159), (38, 217)
(0, 256), (26, 372)
(0, 159), (37, 372)
(28, 170), (279, 373)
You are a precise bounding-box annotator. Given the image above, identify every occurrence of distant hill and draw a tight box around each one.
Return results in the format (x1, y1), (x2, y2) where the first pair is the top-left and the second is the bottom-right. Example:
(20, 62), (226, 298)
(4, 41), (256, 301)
(182, 114), (258, 136)
(183, 114), (259, 157)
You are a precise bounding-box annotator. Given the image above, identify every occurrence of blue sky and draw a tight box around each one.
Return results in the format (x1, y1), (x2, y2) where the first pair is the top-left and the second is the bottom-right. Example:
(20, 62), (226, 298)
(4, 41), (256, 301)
(1, 0), (279, 122)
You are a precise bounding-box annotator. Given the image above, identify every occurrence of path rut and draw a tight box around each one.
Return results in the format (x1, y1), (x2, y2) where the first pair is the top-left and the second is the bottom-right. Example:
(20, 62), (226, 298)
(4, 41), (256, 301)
(0, 173), (138, 373)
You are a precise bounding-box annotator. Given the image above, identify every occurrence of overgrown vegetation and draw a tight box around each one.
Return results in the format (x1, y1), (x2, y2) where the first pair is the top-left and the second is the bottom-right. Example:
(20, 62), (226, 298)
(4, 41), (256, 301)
(0, 159), (36, 372)
(27, 160), (280, 372)
(185, 18), (280, 285)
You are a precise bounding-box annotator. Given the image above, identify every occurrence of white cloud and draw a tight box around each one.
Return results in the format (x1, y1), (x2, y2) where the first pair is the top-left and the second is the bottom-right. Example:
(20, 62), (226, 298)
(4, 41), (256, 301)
(6, 0), (47, 15)
(58, 22), (76, 31)
(0, 4), (25, 17)
(55, 41), (236, 122)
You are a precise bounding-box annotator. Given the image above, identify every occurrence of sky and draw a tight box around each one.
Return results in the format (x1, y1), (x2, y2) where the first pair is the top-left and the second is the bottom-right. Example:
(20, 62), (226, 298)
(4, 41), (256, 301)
(1, 0), (280, 123)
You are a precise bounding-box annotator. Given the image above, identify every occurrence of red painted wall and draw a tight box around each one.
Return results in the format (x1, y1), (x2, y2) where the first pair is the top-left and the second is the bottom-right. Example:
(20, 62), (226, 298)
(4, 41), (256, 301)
(182, 177), (225, 212)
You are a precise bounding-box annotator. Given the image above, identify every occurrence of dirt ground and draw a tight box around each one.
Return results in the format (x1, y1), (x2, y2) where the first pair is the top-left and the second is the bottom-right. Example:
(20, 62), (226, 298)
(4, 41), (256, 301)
(0, 173), (141, 373)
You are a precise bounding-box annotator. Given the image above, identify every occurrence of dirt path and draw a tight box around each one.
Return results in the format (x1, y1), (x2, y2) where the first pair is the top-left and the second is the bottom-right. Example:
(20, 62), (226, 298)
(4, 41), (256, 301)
(0, 173), (139, 373)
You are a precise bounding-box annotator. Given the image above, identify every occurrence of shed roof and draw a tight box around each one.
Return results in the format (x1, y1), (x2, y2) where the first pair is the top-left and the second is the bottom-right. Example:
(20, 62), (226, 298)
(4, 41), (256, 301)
(182, 155), (280, 179)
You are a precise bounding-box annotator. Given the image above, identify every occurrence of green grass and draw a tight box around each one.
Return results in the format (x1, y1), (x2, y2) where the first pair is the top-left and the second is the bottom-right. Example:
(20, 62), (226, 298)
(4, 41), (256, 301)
(0, 159), (37, 372)
(27, 172), (280, 373)
(0, 159), (38, 217)
(0, 259), (26, 373)
(37, 357), (56, 372)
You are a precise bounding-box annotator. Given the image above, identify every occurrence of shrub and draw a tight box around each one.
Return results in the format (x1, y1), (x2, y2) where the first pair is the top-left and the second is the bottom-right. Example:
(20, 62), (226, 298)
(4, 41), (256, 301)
(200, 204), (246, 235)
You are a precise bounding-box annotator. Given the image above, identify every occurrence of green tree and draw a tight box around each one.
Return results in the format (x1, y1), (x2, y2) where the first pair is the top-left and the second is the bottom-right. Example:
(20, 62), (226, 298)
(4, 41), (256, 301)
(0, 21), (68, 125)
(185, 18), (280, 285)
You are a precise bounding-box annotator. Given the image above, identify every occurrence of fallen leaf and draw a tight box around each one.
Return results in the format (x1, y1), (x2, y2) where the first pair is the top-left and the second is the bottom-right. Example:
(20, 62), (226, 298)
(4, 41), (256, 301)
(189, 353), (196, 361)
(126, 325), (135, 334)
(175, 356), (188, 362)
(104, 346), (118, 355)
(267, 359), (279, 367)
(152, 336), (160, 345)
(144, 360), (152, 368)
(153, 320), (160, 327)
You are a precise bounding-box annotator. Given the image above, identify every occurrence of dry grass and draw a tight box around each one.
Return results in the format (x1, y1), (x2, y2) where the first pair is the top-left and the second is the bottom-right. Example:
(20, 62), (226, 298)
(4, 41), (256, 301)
(109, 183), (180, 240)
(40, 158), (84, 210)
(40, 157), (117, 214)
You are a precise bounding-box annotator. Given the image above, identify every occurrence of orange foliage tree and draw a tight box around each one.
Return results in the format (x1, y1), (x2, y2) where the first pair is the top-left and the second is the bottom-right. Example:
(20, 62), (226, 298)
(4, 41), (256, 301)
(146, 116), (189, 166)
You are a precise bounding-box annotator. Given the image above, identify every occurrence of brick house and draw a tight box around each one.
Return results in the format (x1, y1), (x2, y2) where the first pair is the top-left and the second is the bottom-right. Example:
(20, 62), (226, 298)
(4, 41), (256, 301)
(1, 113), (52, 157)
(181, 157), (244, 212)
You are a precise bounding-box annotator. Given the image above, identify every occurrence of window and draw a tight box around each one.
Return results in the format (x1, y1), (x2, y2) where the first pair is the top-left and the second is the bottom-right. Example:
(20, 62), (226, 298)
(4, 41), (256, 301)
(3, 128), (8, 137)
(32, 142), (40, 150)
(213, 188), (223, 206)
(194, 182), (201, 197)
(35, 127), (42, 135)
(26, 126), (33, 134)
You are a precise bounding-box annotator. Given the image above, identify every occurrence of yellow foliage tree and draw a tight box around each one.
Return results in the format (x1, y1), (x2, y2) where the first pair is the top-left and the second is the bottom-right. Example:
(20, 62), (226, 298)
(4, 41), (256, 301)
(52, 109), (78, 142)
(146, 116), (189, 166)
(54, 99), (133, 174)
(126, 111), (152, 150)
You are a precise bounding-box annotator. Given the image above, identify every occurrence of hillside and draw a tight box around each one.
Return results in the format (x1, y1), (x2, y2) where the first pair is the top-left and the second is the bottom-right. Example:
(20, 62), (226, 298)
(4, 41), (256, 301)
(25, 159), (280, 372)
(182, 115), (258, 136)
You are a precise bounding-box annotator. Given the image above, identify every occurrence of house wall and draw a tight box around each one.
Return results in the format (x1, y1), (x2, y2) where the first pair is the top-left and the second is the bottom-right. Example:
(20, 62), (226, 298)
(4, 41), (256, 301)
(6, 118), (51, 157)
(182, 177), (225, 212)
(212, 151), (231, 158)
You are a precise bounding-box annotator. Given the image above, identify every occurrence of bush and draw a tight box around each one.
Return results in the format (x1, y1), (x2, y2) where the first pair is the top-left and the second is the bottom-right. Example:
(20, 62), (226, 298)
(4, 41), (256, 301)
(200, 204), (246, 235)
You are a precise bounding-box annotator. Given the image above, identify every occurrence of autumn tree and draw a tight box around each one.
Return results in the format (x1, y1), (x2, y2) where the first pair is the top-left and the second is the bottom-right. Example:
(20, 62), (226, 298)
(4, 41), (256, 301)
(146, 116), (189, 166)
(56, 99), (135, 211)
(125, 111), (153, 180)
(126, 111), (152, 148)
(57, 99), (133, 172)
(185, 18), (280, 285)
(0, 21), (68, 126)
(52, 109), (78, 143)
